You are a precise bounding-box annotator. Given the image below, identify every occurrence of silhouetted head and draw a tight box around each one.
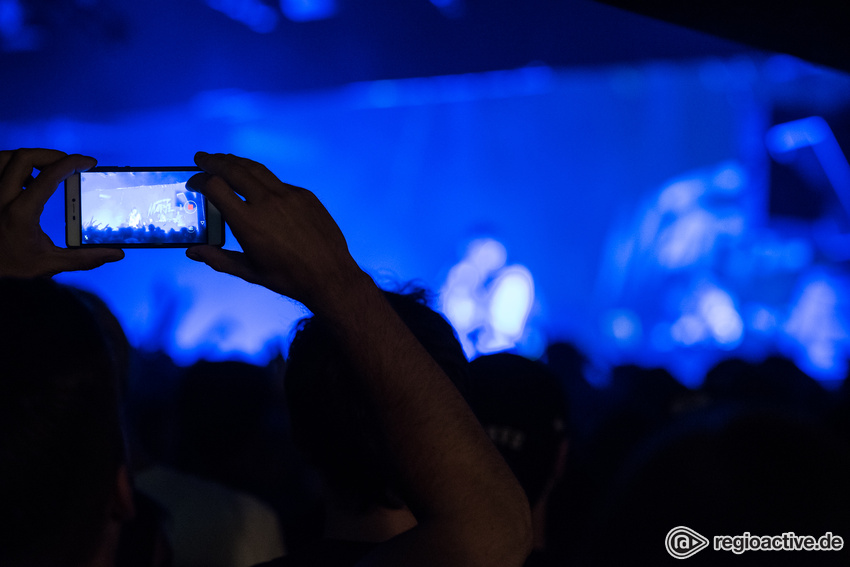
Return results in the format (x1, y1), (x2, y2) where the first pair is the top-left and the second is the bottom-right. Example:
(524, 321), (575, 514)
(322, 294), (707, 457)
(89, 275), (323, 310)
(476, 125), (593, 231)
(467, 353), (569, 507)
(284, 286), (469, 513)
(609, 364), (687, 419)
(68, 286), (132, 394)
(0, 278), (126, 566)
(703, 355), (830, 415)
(175, 359), (282, 481)
(586, 404), (850, 566)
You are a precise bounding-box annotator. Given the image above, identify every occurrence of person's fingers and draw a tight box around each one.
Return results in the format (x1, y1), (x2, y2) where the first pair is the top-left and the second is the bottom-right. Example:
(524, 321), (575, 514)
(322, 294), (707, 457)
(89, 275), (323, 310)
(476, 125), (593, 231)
(48, 248), (125, 275)
(195, 152), (301, 198)
(186, 245), (262, 285)
(18, 154), (97, 216)
(194, 152), (268, 202)
(0, 148), (68, 209)
(186, 172), (248, 229)
(221, 153), (288, 187)
(0, 150), (15, 176)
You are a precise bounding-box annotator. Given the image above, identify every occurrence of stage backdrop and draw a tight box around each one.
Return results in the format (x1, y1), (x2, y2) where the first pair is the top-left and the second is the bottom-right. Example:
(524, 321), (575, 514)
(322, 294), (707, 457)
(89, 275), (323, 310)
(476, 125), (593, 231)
(4, 55), (850, 386)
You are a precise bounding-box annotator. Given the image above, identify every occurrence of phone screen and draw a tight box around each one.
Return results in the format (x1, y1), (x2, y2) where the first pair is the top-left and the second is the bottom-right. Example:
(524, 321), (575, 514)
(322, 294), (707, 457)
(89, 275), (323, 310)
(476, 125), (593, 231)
(78, 169), (208, 246)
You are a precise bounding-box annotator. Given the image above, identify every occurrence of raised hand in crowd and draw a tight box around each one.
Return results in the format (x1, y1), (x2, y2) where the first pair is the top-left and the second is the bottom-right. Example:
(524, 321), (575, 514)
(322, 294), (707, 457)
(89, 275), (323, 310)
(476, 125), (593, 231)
(0, 148), (123, 278)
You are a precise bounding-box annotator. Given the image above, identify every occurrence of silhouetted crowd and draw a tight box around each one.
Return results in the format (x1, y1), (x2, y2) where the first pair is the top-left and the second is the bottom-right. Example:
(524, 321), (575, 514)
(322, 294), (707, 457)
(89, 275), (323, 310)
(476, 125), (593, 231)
(83, 224), (204, 245)
(110, 334), (850, 567)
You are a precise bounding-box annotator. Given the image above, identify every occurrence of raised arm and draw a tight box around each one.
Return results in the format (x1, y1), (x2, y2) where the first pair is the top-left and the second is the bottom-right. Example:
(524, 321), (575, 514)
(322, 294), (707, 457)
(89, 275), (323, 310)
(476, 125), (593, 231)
(186, 152), (532, 567)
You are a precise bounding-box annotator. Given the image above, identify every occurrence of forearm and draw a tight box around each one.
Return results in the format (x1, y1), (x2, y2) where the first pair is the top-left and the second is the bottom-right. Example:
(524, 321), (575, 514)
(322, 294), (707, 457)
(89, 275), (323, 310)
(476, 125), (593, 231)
(311, 270), (532, 566)
(184, 152), (532, 565)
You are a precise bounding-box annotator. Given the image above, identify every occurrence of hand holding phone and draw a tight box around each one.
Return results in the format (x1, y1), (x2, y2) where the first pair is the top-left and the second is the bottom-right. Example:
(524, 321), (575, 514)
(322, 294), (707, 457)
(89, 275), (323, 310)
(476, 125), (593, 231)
(0, 149), (124, 278)
(65, 167), (225, 248)
(185, 152), (361, 308)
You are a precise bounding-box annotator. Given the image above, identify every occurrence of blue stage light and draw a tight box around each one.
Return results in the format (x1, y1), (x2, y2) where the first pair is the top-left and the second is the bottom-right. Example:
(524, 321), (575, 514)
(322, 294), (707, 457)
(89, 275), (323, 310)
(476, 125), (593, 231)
(784, 277), (849, 380)
(429, 0), (464, 18)
(767, 117), (850, 219)
(0, 0), (38, 51)
(0, 0), (22, 35)
(440, 239), (537, 358)
(487, 266), (535, 348)
(280, 0), (336, 22)
(699, 286), (744, 347)
(206, 0), (280, 33)
(606, 309), (642, 345)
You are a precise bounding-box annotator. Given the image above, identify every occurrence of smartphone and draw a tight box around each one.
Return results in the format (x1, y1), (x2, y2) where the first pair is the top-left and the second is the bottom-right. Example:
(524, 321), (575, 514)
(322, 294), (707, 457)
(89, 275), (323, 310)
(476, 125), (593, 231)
(65, 167), (224, 248)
